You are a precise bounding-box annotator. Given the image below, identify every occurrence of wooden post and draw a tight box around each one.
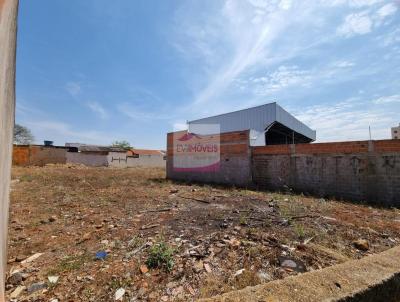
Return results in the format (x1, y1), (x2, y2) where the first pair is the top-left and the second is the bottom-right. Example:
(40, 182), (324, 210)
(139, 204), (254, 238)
(0, 0), (18, 300)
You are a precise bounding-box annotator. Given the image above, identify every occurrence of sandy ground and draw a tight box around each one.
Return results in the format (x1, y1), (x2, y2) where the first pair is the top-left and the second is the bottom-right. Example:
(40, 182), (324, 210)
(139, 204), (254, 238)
(5, 165), (400, 301)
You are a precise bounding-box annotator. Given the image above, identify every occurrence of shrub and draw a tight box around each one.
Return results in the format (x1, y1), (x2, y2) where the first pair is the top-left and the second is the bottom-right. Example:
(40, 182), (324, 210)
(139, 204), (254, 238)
(146, 241), (174, 272)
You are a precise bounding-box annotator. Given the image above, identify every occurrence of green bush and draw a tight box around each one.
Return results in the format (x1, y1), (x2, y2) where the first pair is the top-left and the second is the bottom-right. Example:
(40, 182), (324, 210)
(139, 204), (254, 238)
(146, 241), (174, 272)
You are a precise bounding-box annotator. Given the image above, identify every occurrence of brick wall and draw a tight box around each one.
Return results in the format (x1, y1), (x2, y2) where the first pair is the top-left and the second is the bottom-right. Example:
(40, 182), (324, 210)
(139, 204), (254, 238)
(13, 146), (67, 166)
(252, 139), (400, 206)
(166, 130), (252, 186)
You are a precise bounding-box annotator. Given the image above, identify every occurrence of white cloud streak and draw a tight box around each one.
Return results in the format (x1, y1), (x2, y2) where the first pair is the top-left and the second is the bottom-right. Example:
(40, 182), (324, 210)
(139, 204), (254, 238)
(65, 81), (81, 96)
(292, 96), (398, 142)
(87, 101), (109, 119)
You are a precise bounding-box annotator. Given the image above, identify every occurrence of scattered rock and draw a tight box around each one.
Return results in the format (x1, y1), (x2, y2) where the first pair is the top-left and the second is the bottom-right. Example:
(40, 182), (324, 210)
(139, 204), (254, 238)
(279, 256), (306, 273)
(27, 282), (47, 294)
(171, 286), (184, 296)
(194, 260), (203, 273)
(170, 189), (179, 194)
(140, 264), (149, 274)
(10, 285), (26, 299)
(115, 288), (126, 300)
(229, 238), (241, 247)
(353, 239), (369, 251)
(48, 275), (59, 284)
(15, 254), (27, 262)
(161, 295), (169, 301)
(48, 215), (57, 222)
(7, 272), (23, 286)
(187, 285), (196, 296)
(21, 253), (43, 264)
(257, 270), (272, 282)
(204, 263), (212, 273)
(234, 269), (245, 277)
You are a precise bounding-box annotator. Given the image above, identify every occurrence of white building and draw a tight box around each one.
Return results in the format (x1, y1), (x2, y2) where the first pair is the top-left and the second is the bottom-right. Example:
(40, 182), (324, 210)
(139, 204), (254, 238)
(392, 123), (400, 139)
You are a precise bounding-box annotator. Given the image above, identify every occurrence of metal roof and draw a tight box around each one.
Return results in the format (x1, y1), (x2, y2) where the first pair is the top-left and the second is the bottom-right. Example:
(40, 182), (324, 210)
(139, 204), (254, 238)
(128, 149), (165, 156)
(76, 145), (126, 153)
(188, 102), (316, 141)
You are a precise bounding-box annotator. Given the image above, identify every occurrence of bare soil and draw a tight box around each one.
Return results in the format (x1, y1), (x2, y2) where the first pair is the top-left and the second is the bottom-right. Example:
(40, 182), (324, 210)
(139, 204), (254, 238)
(5, 165), (400, 301)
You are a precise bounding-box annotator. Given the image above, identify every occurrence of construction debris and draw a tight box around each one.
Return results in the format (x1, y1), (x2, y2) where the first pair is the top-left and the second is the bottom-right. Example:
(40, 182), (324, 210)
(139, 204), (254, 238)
(6, 166), (400, 301)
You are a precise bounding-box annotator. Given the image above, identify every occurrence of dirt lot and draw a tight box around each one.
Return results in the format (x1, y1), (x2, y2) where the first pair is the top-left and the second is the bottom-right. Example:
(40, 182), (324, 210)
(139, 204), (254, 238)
(5, 165), (400, 301)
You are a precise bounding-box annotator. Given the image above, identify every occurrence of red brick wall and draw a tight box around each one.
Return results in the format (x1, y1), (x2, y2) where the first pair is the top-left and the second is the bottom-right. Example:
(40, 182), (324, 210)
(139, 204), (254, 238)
(252, 139), (400, 206)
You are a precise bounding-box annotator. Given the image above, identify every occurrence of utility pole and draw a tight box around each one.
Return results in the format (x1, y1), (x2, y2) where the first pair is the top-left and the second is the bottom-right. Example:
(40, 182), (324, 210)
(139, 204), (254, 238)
(0, 0), (19, 300)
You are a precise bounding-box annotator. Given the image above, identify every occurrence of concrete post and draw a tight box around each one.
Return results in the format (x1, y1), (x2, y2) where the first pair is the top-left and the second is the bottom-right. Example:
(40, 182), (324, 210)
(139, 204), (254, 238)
(0, 0), (18, 300)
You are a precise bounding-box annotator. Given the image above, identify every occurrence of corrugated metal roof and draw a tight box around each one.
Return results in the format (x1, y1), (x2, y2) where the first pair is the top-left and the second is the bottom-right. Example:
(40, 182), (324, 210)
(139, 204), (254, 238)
(128, 149), (165, 156)
(188, 102), (316, 141)
(78, 145), (126, 153)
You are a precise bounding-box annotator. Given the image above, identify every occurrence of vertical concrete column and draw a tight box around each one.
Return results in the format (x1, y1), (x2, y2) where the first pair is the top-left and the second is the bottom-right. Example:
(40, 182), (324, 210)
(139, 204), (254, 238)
(0, 0), (18, 300)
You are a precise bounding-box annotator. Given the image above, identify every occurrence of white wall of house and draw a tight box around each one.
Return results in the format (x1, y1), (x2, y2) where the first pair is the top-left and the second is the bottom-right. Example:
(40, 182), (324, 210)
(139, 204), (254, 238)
(127, 154), (166, 168)
(66, 152), (109, 167)
(107, 151), (128, 168)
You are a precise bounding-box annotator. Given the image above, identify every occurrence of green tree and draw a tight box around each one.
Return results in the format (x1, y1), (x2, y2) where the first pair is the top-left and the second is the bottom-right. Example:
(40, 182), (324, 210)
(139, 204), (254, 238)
(14, 124), (34, 145)
(111, 140), (132, 150)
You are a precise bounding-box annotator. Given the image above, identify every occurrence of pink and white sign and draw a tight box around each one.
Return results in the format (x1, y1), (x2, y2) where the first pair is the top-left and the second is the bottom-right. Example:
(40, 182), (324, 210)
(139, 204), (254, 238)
(173, 126), (220, 172)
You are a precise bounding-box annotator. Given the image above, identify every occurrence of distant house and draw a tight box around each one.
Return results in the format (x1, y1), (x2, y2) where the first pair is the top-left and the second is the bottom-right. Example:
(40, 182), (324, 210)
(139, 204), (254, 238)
(126, 149), (166, 168)
(392, 123), (400, 139)
(66, 144), (126, 167)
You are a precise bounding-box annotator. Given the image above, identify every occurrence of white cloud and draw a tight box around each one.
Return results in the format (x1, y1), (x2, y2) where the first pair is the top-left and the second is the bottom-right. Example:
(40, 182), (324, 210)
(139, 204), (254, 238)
(172, 122), (188, 131)
(337, 3), (398, 38)
(372, 94), (400, 104)
(87, 101), (109, 119)
(337, 11), (373, 37)
(65, 82), (81, 96)
(236, 60), (356, 96)
(377, 3), (397, 19)
(334, 60), (355, 68)
(292, 97), (398, 142)
(117, 103), (171, 121)
(174, 1), (323, 107)
(328, 0), (383, 8)
(251, 65), (312, 94)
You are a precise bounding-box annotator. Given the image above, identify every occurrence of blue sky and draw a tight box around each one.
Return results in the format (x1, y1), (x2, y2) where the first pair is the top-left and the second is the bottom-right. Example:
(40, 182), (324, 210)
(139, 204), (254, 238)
(16, 0), (400, 148)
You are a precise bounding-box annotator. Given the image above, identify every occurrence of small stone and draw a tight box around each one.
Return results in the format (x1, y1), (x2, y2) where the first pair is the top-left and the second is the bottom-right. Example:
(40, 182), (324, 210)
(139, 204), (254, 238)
(7, 272), (23, 286)
(148, 292), (157, 299)
(172, 286), (184, 296)
(15, 255), (27, 262)
(234, 269), (245, 277)
(229, 238), (241, 247)
(278, 256), (306, 273)
(194, 260), (203, 273)
(257, 271), (272, 282)
(10, 286), (26, 299)
(48, 276), (59, 284)
(161, 295), (169, 301)
(50, 299), (59, 302)
(187, 285), (196, 296)
(140, 264), (149, 274)
(82, 232), (91, 241)
(353, 239), (369, 251)
(170, 189), (179, 194)
(21, 253), (43, 264)
(204, 263), (212, 273)
(48, 216), (57, 222)
(27, 282), (47, 294)
(115, 287), (126, 300)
